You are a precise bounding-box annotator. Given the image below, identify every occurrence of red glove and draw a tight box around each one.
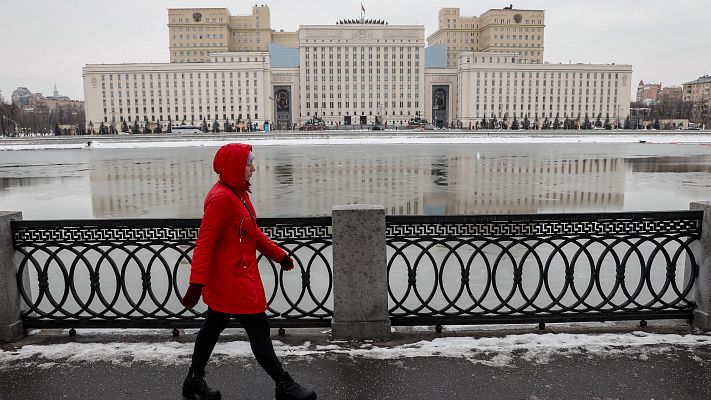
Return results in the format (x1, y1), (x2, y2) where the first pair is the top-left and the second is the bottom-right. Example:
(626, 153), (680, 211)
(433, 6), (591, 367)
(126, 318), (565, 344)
(181, 283), (203, 309)
(279, 255), (295, 271)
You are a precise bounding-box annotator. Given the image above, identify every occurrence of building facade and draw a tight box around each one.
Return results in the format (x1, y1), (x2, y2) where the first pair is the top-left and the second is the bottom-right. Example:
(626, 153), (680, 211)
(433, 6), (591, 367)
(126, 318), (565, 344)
(168, 5), (297, 63)
(682, 75), (711, 103)
(636, 80), (662, 104)
(83, 52), (272, 131)
(83, 6), (631, 131)
(659, 86), (683, 103)
(427, 6), (545, 68)
(298, 22), (425, 127)
(455, 52), (631, 126)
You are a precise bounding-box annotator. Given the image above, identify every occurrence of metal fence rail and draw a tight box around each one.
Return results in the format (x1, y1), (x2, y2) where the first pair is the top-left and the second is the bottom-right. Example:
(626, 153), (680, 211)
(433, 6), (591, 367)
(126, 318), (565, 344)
(10, 211), (703, 331)
(386, 211), (702, 326)
(11, 218), (333, 329)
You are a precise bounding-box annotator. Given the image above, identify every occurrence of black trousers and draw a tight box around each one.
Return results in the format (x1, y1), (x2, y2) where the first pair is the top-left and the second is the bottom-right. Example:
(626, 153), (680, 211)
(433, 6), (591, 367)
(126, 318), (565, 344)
(190, 308), (286, 381)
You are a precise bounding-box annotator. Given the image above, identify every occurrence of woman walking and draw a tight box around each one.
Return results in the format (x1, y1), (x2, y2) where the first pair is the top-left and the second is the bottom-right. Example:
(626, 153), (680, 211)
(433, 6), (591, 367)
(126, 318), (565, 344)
(181, 143), (317, 400)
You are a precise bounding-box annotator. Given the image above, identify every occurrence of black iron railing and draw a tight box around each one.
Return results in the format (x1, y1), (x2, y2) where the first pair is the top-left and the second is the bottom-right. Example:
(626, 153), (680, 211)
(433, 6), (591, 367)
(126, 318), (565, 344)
(11, 218), (333, 329)
(11, 211), (703, 330)
(386, 211), (702, 326)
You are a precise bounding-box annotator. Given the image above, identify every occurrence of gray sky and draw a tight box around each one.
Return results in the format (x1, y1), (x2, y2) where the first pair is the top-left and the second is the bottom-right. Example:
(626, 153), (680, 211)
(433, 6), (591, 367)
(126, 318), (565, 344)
(1, 0), (709, 101)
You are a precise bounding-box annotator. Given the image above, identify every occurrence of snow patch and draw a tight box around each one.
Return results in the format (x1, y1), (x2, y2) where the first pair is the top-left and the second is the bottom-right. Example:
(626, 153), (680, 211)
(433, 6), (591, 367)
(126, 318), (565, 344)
(1, 331), (709, 370)
(1, 133), (711, 151)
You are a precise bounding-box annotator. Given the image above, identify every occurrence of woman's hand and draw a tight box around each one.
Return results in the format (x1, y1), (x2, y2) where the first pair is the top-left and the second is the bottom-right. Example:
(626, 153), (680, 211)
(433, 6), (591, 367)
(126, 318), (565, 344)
(181, 283), (203, 309)
(279, 255), (295, 271)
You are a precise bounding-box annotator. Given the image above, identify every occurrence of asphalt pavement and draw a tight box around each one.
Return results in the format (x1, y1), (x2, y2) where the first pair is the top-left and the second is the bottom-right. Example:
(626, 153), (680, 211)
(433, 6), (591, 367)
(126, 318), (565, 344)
(1, 323), (710, 400)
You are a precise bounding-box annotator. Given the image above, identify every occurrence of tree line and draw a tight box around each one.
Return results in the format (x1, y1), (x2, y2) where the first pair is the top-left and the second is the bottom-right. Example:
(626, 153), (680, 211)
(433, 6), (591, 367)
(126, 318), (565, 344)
(0, 102), (85, 136)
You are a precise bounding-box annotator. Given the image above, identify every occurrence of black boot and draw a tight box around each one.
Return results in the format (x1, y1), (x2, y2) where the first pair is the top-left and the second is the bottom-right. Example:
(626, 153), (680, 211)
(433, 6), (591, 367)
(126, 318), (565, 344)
(182, 367), (221, 400)
(275, 372), (317, 400)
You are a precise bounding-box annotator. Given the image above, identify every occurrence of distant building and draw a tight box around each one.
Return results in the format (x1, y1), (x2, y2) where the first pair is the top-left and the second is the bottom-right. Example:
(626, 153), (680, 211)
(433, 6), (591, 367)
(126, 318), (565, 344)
(682, 75), (711, 103)
(297, 21), (425, 128)
(10, 85), (82, 112)
(83, 52), (271, 130)
(82, 5), (630, 131)
(455, 52), (631, 127)
(21, 86), (84, 115)
(659, 86), (683, 103)
(11, 87), (32, 106)
(47, 85), (70, 101)
(636, 80), (662, 105)
(167, 5), (298, 63)
(427, 6), (545, 68)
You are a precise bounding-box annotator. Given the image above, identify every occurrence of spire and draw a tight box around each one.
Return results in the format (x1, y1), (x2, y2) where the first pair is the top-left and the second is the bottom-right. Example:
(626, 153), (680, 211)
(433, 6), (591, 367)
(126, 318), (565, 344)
(53, 84), (59, 97)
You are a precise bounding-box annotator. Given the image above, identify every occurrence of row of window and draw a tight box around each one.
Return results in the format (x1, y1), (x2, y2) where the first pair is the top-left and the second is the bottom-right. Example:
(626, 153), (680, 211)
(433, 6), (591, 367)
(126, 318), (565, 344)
(102, 112), (258, 123)
(472, 108), (619, 119)
(305, 84), (420, 90)
(173, 33), (224, 40)
(306, 101), (419, 108)
(476, 80), (619, 89)
(476, 96), (618, 106)
(171, 25), (223, 31)
(306, 61), (419, 67)
(306, 92), (419, 100)
(474, 71), (622, 79)
(308, 45), (419, 52)
(103, 79), (259, 90)
(172, 17), (225, 23)
(211, 56), (267, 63)
(305, 53), (420, 60)
(307, 68), (421, 75)
(103, 94), (259, 106)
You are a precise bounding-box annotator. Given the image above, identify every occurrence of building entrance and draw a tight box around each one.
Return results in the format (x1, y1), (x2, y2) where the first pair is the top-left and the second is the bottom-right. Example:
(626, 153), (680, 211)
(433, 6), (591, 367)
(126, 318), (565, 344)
(273, 86), (291, 130)
(432, 85), (449, 128)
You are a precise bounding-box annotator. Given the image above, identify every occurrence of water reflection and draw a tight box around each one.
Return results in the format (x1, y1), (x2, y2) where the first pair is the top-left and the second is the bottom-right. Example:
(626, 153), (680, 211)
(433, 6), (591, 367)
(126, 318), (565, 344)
(2, 143), (710, 220)
(88, 146), (628, 218)
(627, 156), (711, 173)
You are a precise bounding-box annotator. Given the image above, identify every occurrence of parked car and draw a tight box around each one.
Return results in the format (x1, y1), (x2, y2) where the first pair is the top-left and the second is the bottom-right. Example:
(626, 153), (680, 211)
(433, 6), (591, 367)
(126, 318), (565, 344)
(299, 117), (326, 131)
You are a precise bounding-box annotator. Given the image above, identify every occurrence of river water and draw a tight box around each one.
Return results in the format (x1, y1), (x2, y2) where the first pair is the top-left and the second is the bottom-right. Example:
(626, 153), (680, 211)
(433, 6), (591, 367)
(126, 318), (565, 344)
(1, 140), (711, 219)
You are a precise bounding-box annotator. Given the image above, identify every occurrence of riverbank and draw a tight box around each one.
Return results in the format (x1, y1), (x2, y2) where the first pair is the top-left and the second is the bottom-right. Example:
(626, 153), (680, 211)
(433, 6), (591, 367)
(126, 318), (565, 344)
(1, 130), (711, 150)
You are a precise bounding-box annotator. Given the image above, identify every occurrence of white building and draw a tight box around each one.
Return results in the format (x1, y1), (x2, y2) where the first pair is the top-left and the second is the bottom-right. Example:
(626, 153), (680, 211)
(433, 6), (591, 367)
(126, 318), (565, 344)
(82, 9), (632, 132)
(455, 52), (632, 127)
(298, 22), (425, 127)
(83, 52), (271, 131)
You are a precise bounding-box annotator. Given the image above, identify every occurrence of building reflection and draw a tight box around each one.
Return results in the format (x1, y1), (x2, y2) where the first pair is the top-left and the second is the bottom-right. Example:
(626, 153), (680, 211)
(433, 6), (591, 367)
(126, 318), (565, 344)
(89, 148), (629, 218)
(627, 156), (711, 173)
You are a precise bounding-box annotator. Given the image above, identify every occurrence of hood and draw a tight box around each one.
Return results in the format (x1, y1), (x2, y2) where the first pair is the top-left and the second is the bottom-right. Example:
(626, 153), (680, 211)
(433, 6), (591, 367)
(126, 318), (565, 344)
(213, 143), (252, 192)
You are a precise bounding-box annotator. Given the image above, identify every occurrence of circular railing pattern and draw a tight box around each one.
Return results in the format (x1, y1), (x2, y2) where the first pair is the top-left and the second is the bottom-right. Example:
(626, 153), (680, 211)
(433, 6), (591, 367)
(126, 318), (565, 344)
(386, 212), (701, 324)
(12, 218), (333, 328)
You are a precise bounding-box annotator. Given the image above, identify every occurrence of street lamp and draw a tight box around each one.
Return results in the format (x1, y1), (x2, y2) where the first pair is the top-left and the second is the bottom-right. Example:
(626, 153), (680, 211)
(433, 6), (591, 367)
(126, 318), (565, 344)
(1, 115), (21, 137)
(268, 96), (275, 131)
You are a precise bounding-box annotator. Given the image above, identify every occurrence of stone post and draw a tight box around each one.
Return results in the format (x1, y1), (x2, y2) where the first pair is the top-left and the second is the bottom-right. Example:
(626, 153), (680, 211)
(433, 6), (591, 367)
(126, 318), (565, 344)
(331, 205), (391, 340)
(0, 211), (24, 342)
(691, 202), (711, 330)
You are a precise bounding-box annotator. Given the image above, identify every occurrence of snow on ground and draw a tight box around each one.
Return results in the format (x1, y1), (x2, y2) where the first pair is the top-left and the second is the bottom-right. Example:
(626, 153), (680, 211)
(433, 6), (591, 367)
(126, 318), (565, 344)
(1, 133), (711, 151)
(2, 331), (709, 370)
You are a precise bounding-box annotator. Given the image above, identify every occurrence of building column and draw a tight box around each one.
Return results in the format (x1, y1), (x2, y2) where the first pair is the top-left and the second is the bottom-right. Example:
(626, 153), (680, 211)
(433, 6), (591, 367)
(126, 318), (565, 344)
(331, 205), (391, 340)
(0, 212), (24, 342)
(691, 201), (711, 330)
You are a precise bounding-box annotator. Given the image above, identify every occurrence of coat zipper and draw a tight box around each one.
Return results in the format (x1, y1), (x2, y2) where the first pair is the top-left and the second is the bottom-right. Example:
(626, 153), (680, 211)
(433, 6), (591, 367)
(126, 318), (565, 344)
(239, 217), (245, 243)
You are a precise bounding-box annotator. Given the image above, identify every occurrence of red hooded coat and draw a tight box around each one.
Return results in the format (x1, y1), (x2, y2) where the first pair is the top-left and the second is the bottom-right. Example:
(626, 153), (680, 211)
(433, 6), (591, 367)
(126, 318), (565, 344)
(189, 143), (287, 314)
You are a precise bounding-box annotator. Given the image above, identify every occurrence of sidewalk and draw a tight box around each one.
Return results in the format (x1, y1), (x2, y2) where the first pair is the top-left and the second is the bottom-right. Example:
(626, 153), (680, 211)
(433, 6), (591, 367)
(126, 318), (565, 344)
(1, 322), (710, 400)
